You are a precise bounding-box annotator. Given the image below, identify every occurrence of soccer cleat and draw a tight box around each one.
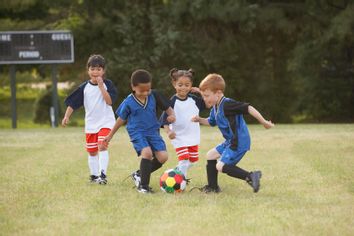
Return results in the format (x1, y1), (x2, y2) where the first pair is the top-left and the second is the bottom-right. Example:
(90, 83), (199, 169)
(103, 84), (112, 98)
(131, 170), (141, 188)
(90, 175), (100, 184)
(137, 185), (154, 194)
(98, 172), (107, 185)
(197, 185), (221, 193)
(247, 171), (262, 193)
(186, 178), (191, 185)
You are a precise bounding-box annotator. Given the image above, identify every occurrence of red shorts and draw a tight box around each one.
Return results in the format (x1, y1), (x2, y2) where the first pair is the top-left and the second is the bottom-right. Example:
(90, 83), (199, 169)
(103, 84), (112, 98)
(85, 128), (111, 153)
(175, 145), (199, 163)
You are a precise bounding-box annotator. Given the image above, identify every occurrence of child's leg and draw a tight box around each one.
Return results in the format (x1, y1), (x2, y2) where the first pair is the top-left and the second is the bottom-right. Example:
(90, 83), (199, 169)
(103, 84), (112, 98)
(88, 152), (100, 177)
(151, 151), (166, 173)
(139, 147), (153, 189)
(97, 128), (111, 176)
(217, 148), (249, 180)
(175, 147), (190, 177)
(86, 133), (100, 178)
(186, 145), (199, 175)
(206, 148), (220, 189)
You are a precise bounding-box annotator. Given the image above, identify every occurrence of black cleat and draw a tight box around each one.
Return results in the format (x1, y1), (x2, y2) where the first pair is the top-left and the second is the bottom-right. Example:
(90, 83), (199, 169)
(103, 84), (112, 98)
(90, 175), (100, 183)
(99, 172), (107, 185)
(247, 171), (262, 192)
(137, 185), (154, 194)
(196, 185), (221, 193)
(131, 170), (141, 188)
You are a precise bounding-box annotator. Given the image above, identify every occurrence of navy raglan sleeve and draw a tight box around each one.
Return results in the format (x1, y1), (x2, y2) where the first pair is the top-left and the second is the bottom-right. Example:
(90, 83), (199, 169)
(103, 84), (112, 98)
(64, 82), (87, 110)
(104, 79), (118, 103)
(151, 90), (171, 111)
(190, 94), (206, 111)
(159, 96), (176, 126)
(223, 99), (250, 116)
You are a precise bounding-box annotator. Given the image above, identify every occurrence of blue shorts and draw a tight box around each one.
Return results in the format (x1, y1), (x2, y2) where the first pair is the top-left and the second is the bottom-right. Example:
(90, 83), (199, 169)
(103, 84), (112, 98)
(130, 133), (167, 156)
(216, 141), (247, 165)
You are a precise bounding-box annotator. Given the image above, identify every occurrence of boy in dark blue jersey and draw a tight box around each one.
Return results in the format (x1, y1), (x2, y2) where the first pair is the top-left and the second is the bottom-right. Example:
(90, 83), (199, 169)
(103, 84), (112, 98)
(192, 73), (274, 193)
(104, 69), (176, 193)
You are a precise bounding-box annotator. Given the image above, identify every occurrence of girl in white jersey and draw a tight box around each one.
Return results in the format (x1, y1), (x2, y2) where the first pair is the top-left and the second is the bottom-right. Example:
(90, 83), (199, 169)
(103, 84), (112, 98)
(62, 55), (117, 185)
(161, 68), (205, 180)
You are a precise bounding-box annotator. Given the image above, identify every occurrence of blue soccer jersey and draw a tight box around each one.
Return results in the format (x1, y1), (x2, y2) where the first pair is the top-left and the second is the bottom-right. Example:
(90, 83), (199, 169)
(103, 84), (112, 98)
(208, 96), (251, 152)
(116, 90), (171, 139)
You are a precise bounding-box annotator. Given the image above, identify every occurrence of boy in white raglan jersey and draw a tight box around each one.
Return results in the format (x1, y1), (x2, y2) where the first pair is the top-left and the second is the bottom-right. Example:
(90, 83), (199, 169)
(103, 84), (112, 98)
(62, 54), (117, 185)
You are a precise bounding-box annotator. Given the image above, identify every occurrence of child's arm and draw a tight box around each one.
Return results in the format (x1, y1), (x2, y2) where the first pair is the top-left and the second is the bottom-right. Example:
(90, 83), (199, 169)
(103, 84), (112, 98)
(97, 77), (113, 105)
(191, 115), (211, 126)
(164, 125), (176, 139)
(248, 106), (274, 129)
(104, 117), (125, 143)
(164, 107), (176, 123)
(61, 106), (74, 127)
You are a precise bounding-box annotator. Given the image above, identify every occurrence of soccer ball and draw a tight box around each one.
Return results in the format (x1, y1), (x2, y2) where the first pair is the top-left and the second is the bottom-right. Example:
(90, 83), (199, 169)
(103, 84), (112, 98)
(160, 169), (187, 193)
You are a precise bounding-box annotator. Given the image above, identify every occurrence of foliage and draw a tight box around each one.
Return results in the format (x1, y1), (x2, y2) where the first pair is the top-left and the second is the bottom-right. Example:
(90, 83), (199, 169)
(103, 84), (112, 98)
(33, 86), (62, 124)
(0, 0), (353, 122)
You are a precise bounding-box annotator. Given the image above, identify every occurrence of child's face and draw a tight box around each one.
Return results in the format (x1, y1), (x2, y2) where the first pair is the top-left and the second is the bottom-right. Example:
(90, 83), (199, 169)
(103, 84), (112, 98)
(88, 66), (104, 82)
(132, 82), (151, 99)
(200, 89), (222, 108)
(173, 76), (192, 98)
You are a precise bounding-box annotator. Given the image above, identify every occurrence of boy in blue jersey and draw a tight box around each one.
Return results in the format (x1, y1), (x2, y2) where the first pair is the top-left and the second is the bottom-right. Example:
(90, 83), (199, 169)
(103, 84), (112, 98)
(104, 69), (176, 193)
(192, 73), (274, 193)
(62, 54), (118, 185)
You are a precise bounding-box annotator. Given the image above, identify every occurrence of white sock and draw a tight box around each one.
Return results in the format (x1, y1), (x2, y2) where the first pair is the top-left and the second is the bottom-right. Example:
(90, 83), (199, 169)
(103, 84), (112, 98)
(177, 160), (190, 178)
(99, 150), (109, 175)
(88, 154), (99, 176)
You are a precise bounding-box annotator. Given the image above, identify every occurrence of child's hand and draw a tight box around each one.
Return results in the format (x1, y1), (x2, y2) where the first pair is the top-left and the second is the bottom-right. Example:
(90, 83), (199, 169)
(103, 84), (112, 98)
(190, 87), (200, 93)
(61, 116), (69, 127)
(166, 115), (176, 123)
(263, 120), (274, 129)
(103, 135), (112, 143)
(191, 115), (200, 122)
(167, 130), (176, 139)
(96, 76), (104, 88)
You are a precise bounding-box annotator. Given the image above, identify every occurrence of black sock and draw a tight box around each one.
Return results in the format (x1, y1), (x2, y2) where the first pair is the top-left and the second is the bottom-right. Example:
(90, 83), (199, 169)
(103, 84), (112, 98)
(222, 164), (250, 180)
(140, 158), (152, 188)
(206, 160), (218, 188)
(151, 157), (163, 173)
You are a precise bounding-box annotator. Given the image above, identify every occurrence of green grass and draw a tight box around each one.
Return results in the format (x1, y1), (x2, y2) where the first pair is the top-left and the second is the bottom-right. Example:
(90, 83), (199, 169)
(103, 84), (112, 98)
(1, 125), (354, 235)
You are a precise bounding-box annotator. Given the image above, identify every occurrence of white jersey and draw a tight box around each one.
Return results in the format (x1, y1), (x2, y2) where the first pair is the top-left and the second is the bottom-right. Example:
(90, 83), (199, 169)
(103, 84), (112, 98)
(162, 94), (205, 148)
(64, 80), (117, 133)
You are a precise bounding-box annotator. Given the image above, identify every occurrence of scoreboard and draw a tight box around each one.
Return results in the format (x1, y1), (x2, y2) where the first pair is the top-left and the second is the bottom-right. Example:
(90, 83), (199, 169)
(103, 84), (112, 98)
(0, 30), (74, 64)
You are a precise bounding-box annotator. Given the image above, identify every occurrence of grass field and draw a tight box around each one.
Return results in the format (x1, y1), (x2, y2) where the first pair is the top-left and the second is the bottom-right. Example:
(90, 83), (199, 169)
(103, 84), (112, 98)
(1, 124), (354, 235)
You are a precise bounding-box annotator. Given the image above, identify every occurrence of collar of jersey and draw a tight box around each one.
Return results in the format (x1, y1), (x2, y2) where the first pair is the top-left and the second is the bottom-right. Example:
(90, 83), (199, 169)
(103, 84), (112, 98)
(175, 94), (189, 101)
(132, 93), (148, 108)
(214, 96), (225, 114)
(88, 81), (98, 86)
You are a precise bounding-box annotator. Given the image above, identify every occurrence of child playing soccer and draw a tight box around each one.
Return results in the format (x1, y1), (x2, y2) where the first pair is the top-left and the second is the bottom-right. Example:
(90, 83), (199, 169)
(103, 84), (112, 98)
(104, 69), (176, 193)
(161, 68), (205, 180)
(62, 54), (117, 185)
(192, 73), (274, 193)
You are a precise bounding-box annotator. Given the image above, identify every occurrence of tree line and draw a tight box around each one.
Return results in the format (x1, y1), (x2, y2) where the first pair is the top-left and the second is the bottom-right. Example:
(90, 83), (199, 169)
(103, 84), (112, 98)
(1, 0), (353, 123)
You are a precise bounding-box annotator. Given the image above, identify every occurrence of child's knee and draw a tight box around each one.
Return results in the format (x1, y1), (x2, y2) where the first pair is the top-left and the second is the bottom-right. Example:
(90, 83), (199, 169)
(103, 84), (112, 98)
(216, 161), (224, 172)
(155, 151), (168, 163)
(206, 149), (220, 160)
(141, 147), (153, 159)
(98, 142), (108, 151)
(88, 151), (98, 156)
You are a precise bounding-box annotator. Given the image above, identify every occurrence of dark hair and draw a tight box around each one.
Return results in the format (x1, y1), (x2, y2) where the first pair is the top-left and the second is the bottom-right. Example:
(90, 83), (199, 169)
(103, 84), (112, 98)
(169, 68), (194, 82)
(87, 54), (105, 69)
(131, 69), (152, 86)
